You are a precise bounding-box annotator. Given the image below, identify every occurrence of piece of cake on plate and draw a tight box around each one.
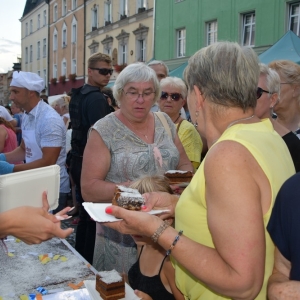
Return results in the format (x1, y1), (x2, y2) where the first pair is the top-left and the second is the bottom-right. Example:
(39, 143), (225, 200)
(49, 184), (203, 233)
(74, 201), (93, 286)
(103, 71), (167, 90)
(112, 185), (145, 211)
(164, 170), (193, 184)
(95, 269), (125, 300)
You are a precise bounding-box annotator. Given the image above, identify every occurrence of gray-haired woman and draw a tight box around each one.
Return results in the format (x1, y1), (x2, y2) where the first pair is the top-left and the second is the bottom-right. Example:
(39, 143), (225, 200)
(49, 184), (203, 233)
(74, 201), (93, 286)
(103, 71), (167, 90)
(81, 62), (192, 274)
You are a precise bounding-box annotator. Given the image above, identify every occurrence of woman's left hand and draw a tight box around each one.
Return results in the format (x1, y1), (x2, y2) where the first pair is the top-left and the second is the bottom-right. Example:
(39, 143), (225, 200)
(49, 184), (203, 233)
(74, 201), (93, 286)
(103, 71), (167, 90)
(103, 205), (162, 238)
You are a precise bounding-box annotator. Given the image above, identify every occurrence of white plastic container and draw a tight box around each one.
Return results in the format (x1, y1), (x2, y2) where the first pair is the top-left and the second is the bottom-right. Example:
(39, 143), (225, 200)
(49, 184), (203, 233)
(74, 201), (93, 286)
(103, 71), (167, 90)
(0, 165), (60, 212)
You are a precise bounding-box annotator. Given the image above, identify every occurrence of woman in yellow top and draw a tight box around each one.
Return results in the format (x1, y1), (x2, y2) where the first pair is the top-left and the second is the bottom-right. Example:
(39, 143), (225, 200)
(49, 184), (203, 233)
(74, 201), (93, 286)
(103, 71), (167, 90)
(103, 42), (295, 299)
(158, 77), (203, 171)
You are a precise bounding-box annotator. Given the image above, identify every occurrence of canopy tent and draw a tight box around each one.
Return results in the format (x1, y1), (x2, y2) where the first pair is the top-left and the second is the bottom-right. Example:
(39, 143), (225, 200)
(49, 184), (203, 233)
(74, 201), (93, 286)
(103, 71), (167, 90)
(169, 61), (188, 78)
(259, 30), (300, 65)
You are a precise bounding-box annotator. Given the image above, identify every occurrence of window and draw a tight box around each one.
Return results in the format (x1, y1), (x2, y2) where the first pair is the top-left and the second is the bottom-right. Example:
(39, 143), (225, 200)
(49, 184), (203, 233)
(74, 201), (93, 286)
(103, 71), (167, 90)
(30, 19), (33, 34)
(62, 59), (67, 76)
(120, 0), (128, 19)
(43, 10), (47, 26)
(105, 1), (112, 24)
(176, 28), (186, 57)
(53, 64), (57, 78)
(37, 41), (40, 60)
(25, 23), (28, 36)
(43, 38), (47, 57)
(30, 45), (33, 62)
(72, 0), (77, 9)
(62, 0), (67, 16)
(62, 23), (67, 47)
(91, 5), (98, 30)
(289, 2), (300, 36)
(72, 17), (77, 43)
(206, 21), (217, 45)
(137, 0), (146, 9)
(72, 59), (76, 74)
(37, 14), (40, 29)
(43, 69), (47, 86)
(37, 70), (40, 76)
(242, 12), (255, 46)
(120, 44), (127, 64)
(25, 47), (28, 64)
(137, 39), (146, 61)
(53, 4), (58, 22)
(53, 29), (58, 51)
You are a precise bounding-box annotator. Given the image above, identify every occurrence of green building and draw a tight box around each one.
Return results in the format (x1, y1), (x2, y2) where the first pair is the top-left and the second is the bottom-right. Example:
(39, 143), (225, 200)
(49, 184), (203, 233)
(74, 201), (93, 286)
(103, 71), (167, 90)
(154, 0), (300, 72)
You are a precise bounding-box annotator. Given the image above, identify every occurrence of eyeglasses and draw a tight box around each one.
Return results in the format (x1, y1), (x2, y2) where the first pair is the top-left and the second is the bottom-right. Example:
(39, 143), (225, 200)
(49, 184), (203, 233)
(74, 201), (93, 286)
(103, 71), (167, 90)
(122, 89), (156, 101)
(257, 87), (272, 99)
(160, 92), (182, 101)
(89, 68), (113, 75)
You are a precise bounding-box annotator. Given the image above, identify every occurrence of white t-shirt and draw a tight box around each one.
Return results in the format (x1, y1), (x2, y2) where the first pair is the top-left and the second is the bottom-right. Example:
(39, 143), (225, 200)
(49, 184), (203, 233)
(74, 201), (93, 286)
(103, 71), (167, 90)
(0, 106), (13, 121)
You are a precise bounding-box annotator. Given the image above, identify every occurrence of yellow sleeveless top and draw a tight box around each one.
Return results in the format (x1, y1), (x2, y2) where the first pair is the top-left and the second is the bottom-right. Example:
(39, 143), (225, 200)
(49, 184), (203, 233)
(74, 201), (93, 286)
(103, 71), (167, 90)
(174, 119), (295, 300)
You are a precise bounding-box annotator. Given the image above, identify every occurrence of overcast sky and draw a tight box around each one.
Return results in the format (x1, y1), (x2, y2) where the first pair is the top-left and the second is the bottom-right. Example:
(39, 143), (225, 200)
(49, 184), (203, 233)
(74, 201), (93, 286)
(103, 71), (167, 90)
(0, 0), (26, 73)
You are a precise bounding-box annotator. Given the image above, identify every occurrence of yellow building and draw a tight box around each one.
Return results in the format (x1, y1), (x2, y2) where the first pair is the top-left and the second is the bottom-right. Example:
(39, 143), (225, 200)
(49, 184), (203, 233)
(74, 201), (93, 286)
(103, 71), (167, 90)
(85, 0), (154, 81)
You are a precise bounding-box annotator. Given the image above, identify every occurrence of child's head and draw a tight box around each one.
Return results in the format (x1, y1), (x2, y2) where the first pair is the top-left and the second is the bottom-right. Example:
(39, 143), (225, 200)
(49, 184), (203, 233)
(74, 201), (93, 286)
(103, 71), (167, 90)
(129, 175), (174, 195)
(129, 175), (173, 246)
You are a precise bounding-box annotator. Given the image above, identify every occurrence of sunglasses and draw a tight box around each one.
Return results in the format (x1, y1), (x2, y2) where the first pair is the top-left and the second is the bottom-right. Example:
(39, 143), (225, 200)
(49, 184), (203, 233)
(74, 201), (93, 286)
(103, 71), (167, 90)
(160, 92), (182, 101)
(90, 67), (113, 75)
(257, 87), (271, 99)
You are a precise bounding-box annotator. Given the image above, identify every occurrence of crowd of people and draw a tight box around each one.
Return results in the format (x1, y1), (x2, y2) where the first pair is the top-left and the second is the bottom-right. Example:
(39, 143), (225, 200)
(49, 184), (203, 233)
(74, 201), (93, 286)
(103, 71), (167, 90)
(1, 41), (300, 300)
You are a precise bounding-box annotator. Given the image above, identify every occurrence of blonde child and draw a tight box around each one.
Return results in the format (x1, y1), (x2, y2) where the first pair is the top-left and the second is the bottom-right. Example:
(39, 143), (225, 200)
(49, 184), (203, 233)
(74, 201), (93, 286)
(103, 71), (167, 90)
(128, 175), (184, 300)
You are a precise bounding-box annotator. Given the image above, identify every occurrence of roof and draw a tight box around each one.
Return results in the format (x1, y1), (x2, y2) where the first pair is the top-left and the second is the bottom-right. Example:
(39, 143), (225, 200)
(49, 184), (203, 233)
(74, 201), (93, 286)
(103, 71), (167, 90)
(259, 30), (300, 65)
(22, 0), (45, 18)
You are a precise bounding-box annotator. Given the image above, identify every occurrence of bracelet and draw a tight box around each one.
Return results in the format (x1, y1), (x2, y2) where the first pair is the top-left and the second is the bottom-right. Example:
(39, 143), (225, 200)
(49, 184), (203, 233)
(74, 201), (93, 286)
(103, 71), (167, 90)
(166, 230), (183, 256)
(151, 221), (169, 243)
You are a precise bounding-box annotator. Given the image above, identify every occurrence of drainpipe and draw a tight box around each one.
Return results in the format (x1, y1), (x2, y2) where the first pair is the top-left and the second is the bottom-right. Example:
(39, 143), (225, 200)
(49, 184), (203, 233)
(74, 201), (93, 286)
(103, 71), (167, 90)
(47, 0), (50, 95)
(83, 0), (86, 82)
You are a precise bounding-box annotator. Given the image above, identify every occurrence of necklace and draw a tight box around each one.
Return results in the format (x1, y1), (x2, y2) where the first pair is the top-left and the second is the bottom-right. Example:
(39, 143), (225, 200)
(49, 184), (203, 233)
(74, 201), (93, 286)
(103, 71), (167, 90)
(173, 115), (181, 124)
(226, 114), (255, 129)
(126, 117), (150, 140)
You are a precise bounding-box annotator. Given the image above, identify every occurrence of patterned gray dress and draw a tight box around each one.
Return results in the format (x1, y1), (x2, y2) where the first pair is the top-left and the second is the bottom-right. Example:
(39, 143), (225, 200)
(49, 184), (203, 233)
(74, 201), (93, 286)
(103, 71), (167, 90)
(91, 112), (180, 274)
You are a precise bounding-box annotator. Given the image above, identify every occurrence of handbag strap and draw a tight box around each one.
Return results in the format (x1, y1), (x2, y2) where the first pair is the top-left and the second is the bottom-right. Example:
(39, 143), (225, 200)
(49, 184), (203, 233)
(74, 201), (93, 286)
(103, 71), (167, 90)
(155, 112), (172, 139)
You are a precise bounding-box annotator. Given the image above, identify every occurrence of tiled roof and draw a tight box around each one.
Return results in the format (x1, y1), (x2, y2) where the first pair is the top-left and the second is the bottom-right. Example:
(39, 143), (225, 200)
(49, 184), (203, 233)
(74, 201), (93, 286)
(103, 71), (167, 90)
(22, 0), (46, 18)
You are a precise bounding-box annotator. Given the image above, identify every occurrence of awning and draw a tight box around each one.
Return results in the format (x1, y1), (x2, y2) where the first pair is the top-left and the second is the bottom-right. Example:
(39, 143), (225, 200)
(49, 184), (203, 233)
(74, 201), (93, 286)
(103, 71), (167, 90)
(169, 62), (188, 79)
(259, 30), (300, 65)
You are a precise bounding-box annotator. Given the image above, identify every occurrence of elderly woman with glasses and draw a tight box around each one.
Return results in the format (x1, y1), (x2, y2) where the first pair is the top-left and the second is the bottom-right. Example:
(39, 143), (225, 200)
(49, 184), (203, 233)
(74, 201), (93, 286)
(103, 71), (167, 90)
(81, 62), (193, 274)
(103, 42), (295, 299)
(255, 63), (300, 172)
(268, 60), (300, 137)
(158, 77), (203, 171)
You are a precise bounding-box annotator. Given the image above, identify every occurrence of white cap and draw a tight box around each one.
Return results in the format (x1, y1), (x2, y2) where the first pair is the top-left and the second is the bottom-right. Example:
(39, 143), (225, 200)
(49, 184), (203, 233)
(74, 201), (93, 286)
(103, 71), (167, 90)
(10, 71), (45, 93)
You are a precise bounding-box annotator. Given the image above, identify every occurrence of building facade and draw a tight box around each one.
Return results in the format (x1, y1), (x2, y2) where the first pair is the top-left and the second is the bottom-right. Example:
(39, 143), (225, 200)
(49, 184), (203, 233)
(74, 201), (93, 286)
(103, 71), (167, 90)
(85, 0), (154, 82)
(21, 0), (49, 92)
(154, 0), (300, 72)
(48, 0), (85, 95)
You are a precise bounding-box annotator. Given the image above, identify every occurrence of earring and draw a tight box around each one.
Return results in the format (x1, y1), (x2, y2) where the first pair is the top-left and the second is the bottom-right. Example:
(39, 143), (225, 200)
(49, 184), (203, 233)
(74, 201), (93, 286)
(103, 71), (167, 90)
(193, 111), (199, 128)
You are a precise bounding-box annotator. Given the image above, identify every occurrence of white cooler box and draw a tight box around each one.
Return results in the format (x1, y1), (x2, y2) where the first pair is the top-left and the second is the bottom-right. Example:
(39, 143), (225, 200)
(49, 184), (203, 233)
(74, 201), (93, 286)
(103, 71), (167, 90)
(0, 165), (60, 213)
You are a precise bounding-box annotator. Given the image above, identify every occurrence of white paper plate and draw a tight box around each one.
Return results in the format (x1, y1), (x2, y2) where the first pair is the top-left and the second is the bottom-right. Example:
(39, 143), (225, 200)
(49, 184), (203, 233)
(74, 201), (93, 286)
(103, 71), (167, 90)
(84, 280), (140, 300)
(83, 203), (169, 222)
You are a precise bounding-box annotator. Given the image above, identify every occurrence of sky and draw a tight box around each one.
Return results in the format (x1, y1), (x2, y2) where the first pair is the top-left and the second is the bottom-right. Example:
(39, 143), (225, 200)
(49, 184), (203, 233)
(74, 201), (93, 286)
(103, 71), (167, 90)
(0, 0), (26, 73)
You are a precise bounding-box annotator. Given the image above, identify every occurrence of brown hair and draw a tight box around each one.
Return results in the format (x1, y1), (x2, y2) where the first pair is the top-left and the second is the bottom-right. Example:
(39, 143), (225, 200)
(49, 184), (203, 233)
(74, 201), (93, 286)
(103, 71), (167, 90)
(0, 117), (16, 132)
(88, 52), (112, 68)
(129, 175), (173, 194)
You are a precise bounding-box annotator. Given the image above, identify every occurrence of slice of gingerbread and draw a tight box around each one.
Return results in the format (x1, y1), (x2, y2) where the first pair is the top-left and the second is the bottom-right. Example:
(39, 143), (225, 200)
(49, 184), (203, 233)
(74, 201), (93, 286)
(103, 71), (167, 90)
(112, 185), (145, 211)
(164, 170), (193, 184)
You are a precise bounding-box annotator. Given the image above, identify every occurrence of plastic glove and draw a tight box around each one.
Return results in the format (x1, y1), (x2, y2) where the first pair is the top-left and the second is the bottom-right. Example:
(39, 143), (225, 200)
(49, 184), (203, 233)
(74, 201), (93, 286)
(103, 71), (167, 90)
(0, 161), (14, 175)
(0, 153), (7, 162)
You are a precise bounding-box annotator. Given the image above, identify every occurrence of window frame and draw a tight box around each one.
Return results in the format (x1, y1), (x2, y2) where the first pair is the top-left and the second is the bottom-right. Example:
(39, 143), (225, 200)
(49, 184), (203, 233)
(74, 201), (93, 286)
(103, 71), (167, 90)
(43, 38), (47, 57)
(72, 59), (77, 74)
(53, 4), (58, 22)
(62, 23), (67, 48)
(72, 0), (77, 10)
(119, 44), (127, 64)
(37, 41), (41, 60)
(61, 59), (67, 76)
(43, 10), (47, 26)
(53, 64), (57, 79)
(62, 0), (67, 16)
(25, 47), (28, 64)
(53, 29), (58, 51)
(206, 20), (218, 46)
(104, 1), (112, 24)
(242, 12), (255, 47)
(37, 14), (40, 30)
(72, 17), (77, 43)
(29, 45), (33, 63)
(25, 23), (28, 36)
(289, 2), (300, 36)
(120, 0), (128, 19)
(176, 28), (186, 58)
(91, 5), (98, 30)
(30, 19), (33, 34)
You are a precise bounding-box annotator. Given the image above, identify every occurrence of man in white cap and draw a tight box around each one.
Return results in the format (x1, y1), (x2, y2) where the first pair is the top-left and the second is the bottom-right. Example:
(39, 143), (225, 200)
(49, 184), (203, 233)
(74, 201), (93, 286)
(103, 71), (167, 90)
(0, 71), (70, 213)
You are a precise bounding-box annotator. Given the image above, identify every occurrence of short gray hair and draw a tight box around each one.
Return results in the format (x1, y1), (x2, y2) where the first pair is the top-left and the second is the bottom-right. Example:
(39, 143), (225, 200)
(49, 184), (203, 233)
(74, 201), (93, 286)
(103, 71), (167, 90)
(147, 60), (169, 76)
(268, 60), (300, 85)
(259, 63), (281, 97)
(113, 62), (161, 104)
(184, 42), (259, 111)
(160, 77), (187, 99)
